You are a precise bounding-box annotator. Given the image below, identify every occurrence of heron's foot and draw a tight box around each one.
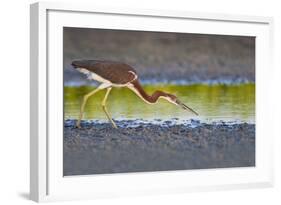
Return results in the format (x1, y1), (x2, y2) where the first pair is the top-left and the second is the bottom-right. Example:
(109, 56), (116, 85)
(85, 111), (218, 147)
(111, 120), (118, 129)
(75, 122), (81, 129)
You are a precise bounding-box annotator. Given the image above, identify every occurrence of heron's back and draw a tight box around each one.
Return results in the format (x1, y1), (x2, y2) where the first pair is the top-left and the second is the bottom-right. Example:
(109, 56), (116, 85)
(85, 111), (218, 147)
(72, 60), (137, 84)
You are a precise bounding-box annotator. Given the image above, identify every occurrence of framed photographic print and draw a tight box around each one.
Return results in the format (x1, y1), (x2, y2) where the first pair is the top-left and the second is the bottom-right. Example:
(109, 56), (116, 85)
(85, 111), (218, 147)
(30, 2), (274, 202)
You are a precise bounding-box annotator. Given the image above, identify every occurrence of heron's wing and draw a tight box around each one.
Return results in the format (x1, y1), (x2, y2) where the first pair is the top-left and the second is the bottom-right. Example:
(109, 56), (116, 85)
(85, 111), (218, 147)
(87, 61), (137, 84)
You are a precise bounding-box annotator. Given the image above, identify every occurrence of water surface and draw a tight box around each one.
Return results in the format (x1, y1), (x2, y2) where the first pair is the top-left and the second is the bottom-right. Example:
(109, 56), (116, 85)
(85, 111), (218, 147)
(64, 84), (255, 123)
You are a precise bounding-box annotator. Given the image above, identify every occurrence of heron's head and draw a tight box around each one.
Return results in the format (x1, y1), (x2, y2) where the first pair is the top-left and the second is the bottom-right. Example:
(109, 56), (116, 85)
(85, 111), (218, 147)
(161, 93), (199, 116)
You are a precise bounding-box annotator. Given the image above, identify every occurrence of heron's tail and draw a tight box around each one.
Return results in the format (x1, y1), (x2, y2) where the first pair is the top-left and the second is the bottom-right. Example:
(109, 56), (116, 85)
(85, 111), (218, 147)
(71, 60), (88, 68)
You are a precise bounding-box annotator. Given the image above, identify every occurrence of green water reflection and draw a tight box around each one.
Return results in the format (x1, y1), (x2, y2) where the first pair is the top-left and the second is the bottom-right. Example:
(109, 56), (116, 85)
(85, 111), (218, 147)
(64, 84), (255, 122)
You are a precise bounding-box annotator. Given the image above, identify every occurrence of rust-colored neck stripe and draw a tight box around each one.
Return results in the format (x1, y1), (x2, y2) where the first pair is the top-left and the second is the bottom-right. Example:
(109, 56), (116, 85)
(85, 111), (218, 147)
(131, 80), (167, 104)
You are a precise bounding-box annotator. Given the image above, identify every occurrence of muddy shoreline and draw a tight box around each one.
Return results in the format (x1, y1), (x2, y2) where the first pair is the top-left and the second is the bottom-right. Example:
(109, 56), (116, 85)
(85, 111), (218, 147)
(64, 120), (255, 176)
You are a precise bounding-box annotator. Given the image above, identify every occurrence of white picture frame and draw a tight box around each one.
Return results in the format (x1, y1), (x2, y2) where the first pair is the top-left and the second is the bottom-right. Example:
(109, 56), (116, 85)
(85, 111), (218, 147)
(30, 1), (274, 202)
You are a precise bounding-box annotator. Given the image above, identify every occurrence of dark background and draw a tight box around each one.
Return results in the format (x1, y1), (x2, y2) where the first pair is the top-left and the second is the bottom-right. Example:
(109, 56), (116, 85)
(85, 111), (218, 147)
(63, 27), (255, 84)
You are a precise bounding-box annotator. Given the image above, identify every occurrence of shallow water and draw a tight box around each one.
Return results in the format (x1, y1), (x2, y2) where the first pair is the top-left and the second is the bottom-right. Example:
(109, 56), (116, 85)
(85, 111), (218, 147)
(64, 84), (255, 123)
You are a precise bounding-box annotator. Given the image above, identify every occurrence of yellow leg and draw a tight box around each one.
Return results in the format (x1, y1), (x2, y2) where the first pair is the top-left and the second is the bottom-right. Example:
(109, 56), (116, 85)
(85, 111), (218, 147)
(76, 84), (106, 128)
(102, 87), (117, 128)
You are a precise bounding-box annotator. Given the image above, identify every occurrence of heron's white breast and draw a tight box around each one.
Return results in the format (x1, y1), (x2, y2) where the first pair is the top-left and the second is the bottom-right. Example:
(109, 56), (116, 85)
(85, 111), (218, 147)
(77, 68), (111, 84)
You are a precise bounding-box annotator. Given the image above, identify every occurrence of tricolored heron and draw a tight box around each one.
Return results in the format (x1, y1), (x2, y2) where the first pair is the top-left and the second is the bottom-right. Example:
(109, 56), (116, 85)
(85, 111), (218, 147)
(71, 60), (198, 128)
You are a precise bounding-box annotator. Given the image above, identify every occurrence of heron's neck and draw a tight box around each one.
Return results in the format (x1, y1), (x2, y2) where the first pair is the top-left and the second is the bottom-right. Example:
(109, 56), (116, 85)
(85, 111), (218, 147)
(129, 80), (167, 104)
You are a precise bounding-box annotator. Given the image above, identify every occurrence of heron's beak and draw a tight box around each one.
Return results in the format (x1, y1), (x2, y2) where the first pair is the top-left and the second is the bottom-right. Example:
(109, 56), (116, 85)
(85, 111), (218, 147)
(175, 99), (199, 116)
